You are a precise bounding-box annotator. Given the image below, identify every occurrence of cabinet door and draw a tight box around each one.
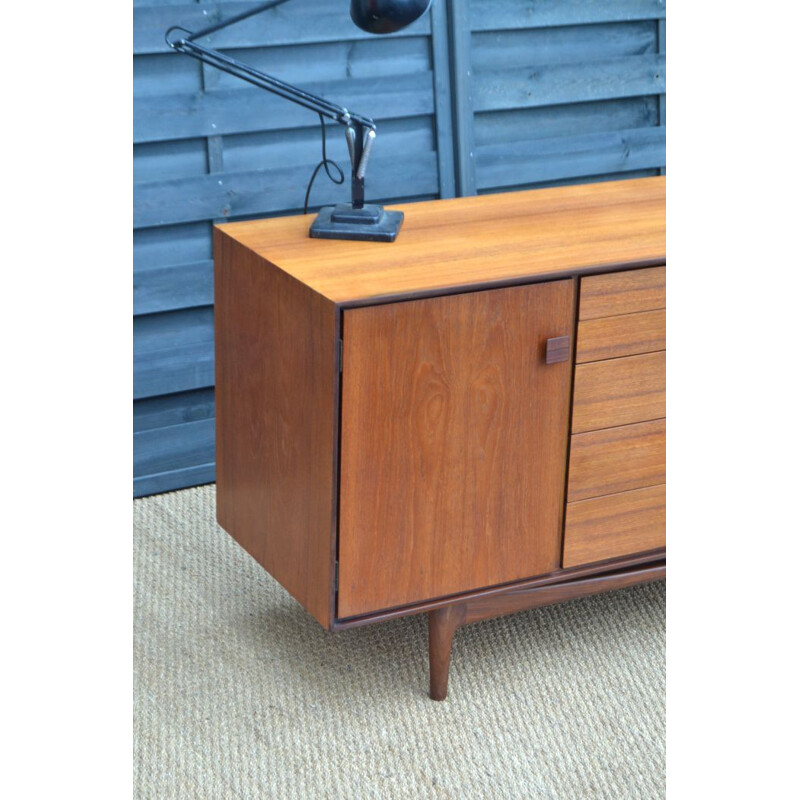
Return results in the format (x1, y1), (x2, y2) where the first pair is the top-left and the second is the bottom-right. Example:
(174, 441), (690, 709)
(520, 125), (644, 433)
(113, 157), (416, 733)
(337, 280), (575, 618)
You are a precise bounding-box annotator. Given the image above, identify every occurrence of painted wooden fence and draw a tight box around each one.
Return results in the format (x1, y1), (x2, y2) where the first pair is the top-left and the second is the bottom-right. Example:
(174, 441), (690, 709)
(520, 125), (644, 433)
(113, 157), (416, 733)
(133, 0), (666, 497)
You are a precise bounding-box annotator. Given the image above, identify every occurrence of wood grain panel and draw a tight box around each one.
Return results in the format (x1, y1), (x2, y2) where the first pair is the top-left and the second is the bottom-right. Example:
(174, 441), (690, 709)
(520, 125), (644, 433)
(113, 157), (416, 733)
(338, 279), (575, 617)
(576, 308), (665, 363)
(579, 265), (665, 320)
(214, 230), (338, 629)
(216, 177), (665, 304)
(563, 484), (666, 567)
(572, 351), (665, 433)
(567, 419), (665, 501)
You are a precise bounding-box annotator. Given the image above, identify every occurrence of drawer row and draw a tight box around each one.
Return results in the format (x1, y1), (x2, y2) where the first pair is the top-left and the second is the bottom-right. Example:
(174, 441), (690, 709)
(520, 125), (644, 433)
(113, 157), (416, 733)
(563, 267), (666, 569)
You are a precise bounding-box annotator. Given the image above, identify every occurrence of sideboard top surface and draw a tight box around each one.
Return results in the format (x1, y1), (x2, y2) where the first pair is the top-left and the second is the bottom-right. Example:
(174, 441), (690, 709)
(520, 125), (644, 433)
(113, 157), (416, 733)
(216, 176), (666, 304)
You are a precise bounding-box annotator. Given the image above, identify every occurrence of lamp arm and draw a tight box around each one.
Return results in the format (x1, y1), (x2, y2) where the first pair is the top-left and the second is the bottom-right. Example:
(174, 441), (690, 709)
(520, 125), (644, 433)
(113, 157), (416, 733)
(165, 35), (376, 133)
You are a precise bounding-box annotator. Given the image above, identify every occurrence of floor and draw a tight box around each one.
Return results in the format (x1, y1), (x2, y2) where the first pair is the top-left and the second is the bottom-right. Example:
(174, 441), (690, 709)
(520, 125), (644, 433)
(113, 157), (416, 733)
(134, 485), (665, 799)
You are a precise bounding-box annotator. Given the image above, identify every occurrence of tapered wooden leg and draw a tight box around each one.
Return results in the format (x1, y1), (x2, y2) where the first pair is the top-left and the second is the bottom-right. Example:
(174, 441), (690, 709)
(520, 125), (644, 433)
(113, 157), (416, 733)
(428, 604), (466, 700)
(425, 562), (665, 700)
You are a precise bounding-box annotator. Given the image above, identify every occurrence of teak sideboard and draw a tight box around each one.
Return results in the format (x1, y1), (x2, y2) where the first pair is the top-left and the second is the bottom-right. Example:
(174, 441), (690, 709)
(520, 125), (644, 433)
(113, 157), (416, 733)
(213, 176), (666, 700)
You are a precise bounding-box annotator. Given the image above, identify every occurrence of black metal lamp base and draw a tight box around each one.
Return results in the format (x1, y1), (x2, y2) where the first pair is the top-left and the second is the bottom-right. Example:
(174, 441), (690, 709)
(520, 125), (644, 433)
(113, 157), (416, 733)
(310, 203), (404, 242)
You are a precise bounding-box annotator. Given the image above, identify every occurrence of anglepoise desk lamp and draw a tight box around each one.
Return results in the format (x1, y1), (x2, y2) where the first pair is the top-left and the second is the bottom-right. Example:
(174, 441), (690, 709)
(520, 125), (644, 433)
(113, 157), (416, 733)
(166, 0), (433, 242)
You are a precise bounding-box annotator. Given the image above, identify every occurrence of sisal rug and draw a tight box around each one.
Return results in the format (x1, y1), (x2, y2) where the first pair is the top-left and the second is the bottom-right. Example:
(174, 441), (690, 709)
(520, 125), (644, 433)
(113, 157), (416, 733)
(134, 485), (665, 799)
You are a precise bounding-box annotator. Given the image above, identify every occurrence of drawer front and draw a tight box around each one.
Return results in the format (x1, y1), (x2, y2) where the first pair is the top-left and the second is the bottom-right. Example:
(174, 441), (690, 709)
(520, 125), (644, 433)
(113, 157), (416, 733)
(572, 351), (665, 433)
(563, 485), (666, 568)
(567, 419), (665, 502)
(576, 309), (665, 364)
(580, 266), (665, 320)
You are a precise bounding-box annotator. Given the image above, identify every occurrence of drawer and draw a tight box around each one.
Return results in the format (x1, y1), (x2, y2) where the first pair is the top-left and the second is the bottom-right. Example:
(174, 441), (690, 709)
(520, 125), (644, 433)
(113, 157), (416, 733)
(580, 266), (665, 320)
(572, 351), (665, 433)
(567, 419), (665, 502)
(576, 309), (665, 364)
(563, 484), (666, 568)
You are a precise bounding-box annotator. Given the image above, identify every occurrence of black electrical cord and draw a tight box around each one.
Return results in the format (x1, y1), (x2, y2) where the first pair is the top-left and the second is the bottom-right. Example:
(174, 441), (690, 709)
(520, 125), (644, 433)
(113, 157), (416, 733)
(304, 114), (345, 215)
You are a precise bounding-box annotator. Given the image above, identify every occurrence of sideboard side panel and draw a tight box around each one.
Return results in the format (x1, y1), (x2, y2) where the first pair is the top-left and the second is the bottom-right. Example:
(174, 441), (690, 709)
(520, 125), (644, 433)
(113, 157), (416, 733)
(214, 229), (338, 628)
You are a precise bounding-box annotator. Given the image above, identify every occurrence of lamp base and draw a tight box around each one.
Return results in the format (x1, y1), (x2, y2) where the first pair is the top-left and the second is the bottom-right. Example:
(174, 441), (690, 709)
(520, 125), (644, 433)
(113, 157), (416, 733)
(310, 204), (404, 242)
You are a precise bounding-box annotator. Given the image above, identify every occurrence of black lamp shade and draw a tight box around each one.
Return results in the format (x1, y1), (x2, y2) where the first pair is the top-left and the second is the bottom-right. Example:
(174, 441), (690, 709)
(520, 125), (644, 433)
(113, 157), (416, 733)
(350, 0), (433, 34)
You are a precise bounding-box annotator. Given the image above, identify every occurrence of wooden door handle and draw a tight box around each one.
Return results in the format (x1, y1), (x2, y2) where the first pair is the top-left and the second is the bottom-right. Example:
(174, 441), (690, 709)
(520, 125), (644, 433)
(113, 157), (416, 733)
(545, 336), (570, 364)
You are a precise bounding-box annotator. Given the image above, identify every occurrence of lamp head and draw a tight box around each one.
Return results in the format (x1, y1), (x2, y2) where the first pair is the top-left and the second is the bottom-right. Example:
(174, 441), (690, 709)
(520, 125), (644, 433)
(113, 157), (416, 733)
(350, 0), (433, 34)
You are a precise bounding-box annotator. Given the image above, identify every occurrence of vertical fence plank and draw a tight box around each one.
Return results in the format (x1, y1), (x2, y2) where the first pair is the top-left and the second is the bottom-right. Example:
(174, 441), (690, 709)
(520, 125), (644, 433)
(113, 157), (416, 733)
(431, 0), (456, 198)
(200, 1), (226, 202)
(447, 0), (477, 196)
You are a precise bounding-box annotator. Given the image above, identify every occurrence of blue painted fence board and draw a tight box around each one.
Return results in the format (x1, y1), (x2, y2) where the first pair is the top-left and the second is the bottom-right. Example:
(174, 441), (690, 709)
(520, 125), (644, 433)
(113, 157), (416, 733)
(134, 340), (215, 399)
(134, 72), (435, 143)
(473, 55), (665, 112)
(469, 0), (665, 30)
(134, 418), (215, 477)
(479, 168), (661, 193)
(134, 463), (216, 498)
(133, 0), (666, 497)
(219, 116), (435, 174)
(471, 22), (657, 70)
(133, 139), (209, 183)
(135, 306), (214, 348)
(476, 125), (665, 190)
(134, 53), (202, 97)
(474, 97), (659, 146)
(134, 152), (439, 228)
(134, 222), (211, 269)
(134, 389), (215, 432)
(134, 260), (214, 315)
